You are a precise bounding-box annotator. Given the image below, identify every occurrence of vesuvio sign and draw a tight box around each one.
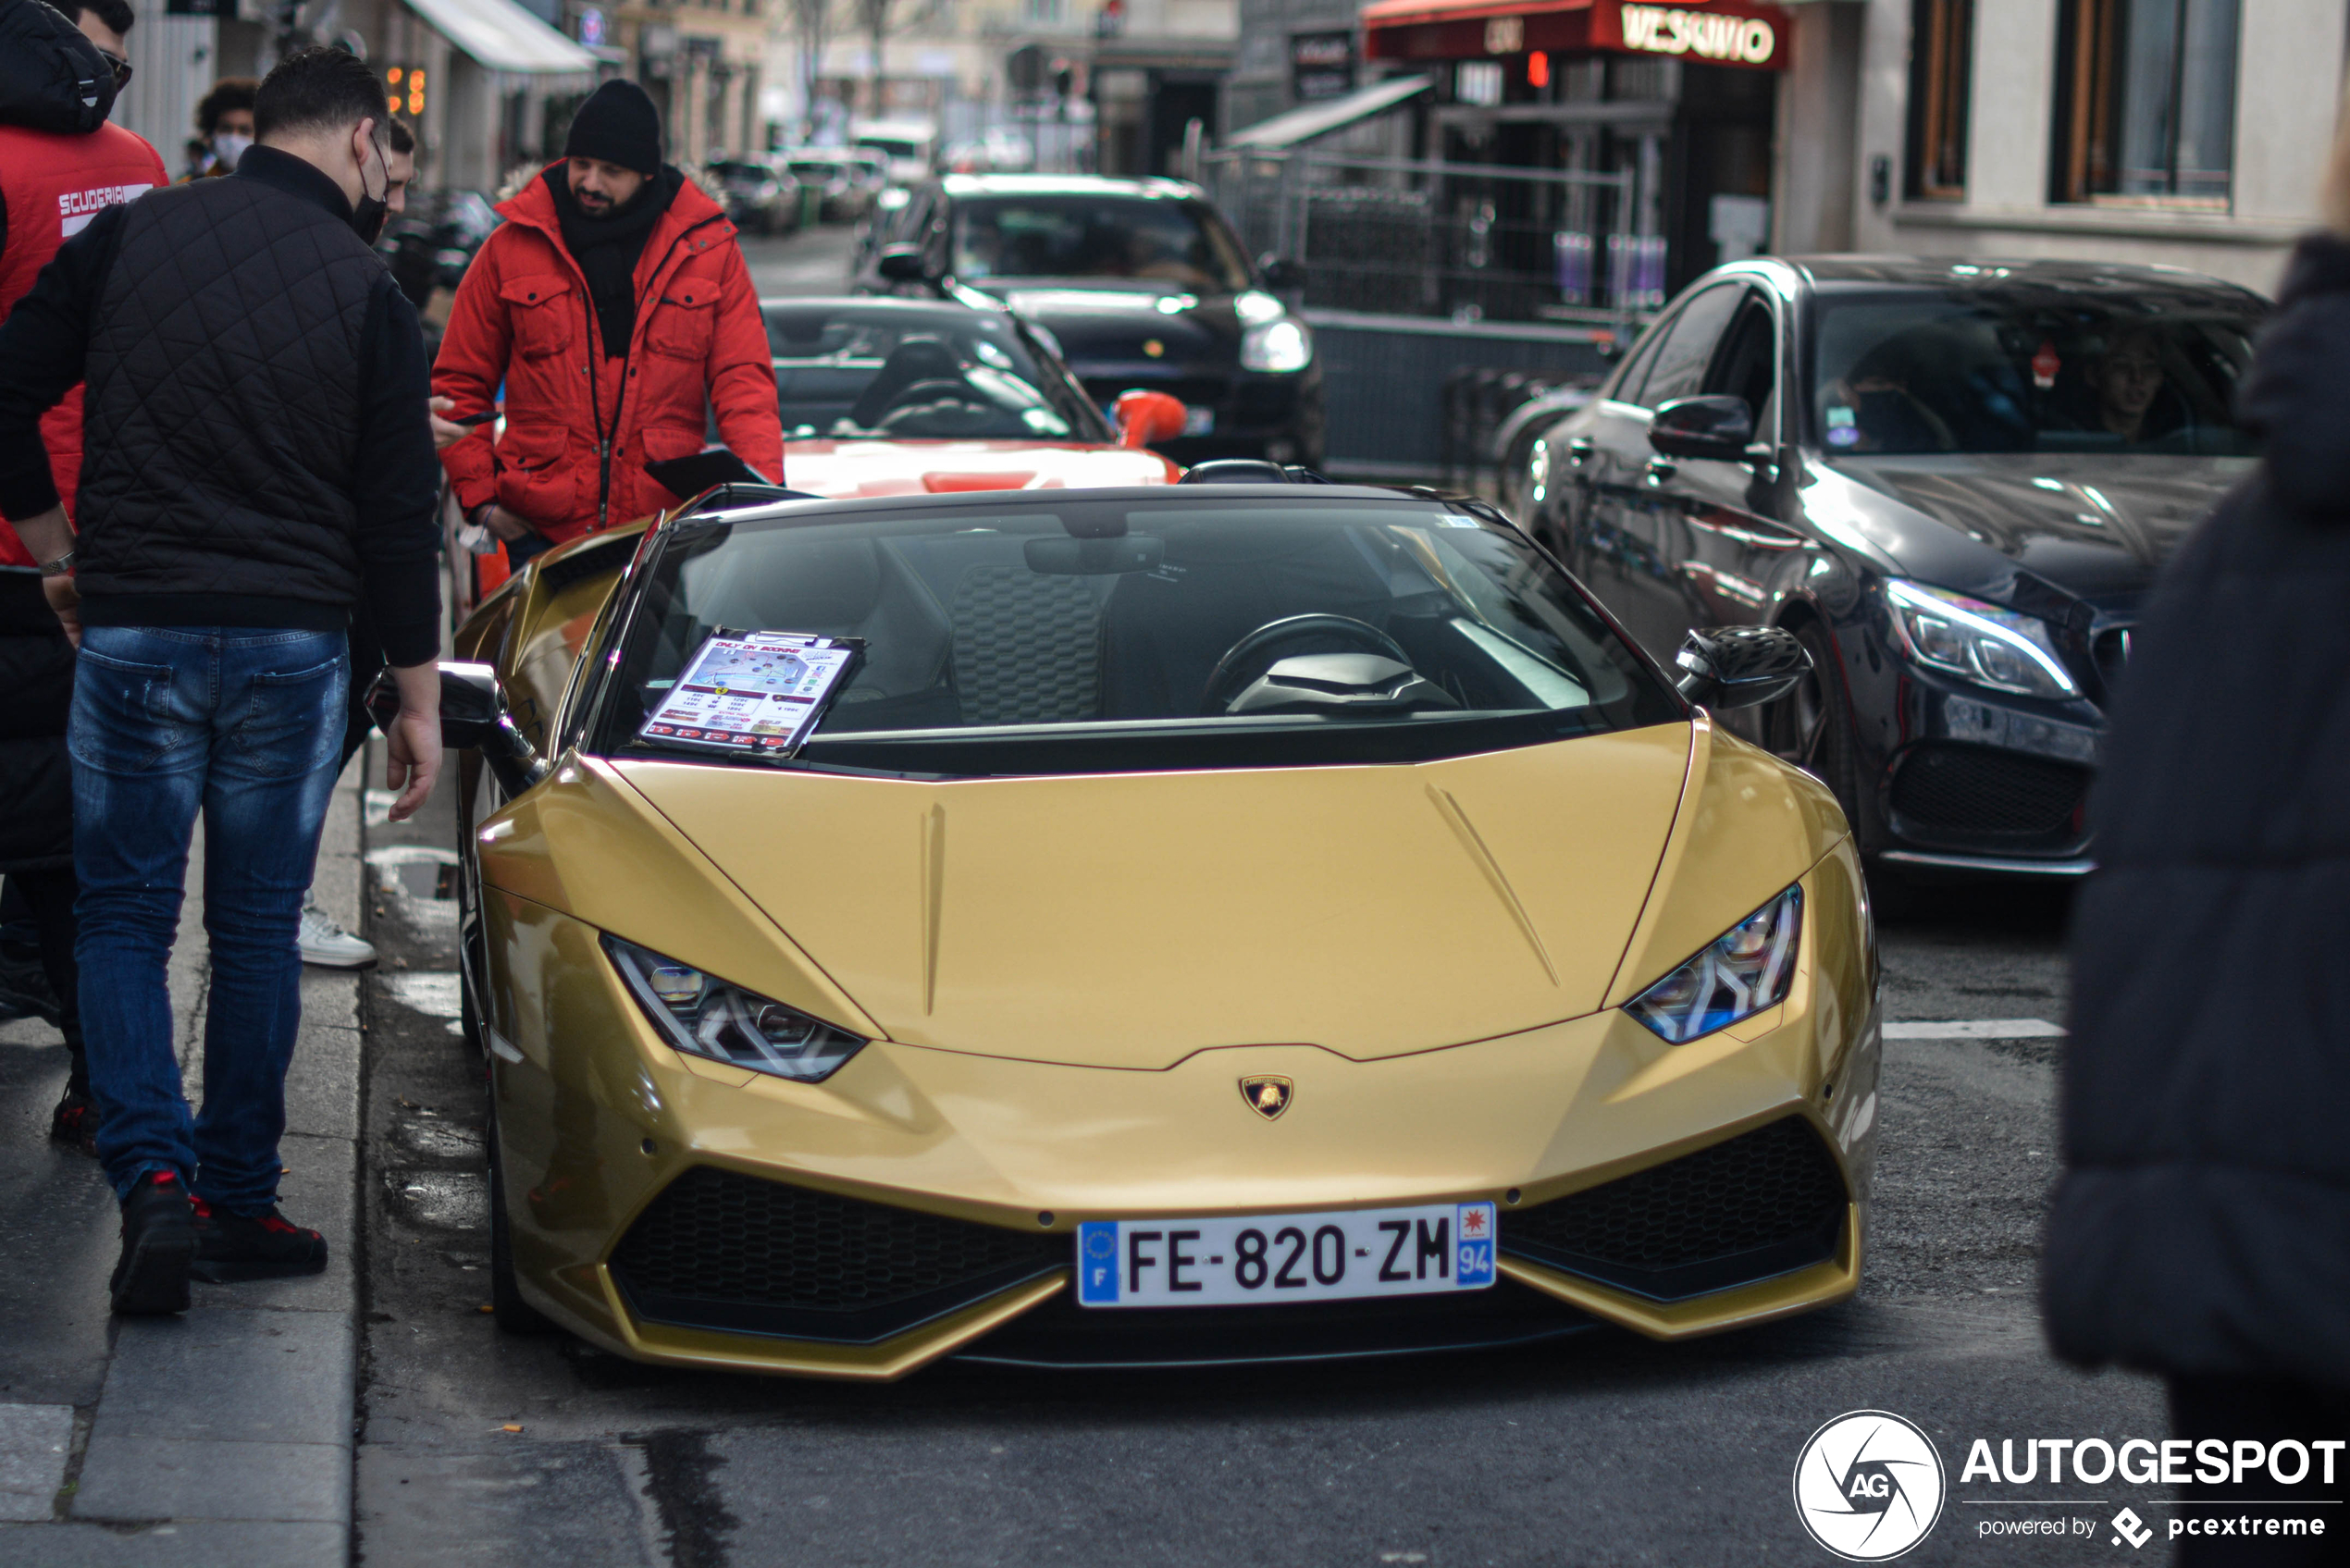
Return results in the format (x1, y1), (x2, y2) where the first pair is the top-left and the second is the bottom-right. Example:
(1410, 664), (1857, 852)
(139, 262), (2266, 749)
(1363, 0), (1791, 72)
(1595, 0), (1779, 64)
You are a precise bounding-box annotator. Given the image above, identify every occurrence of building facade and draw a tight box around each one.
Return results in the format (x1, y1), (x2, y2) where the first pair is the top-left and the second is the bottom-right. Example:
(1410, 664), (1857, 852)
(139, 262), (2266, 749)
(1796, 0), (2344, 290)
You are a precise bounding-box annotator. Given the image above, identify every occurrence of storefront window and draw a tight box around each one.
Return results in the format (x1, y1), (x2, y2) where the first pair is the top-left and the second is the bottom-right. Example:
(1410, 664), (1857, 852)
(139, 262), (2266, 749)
(1906, 0), (1973, 199)
(2052, 0), (2239, 206)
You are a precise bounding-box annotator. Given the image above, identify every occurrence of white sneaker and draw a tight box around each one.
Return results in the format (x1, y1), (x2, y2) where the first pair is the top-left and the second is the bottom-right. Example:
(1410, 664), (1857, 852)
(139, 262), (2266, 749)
(298, 905), (377, 969)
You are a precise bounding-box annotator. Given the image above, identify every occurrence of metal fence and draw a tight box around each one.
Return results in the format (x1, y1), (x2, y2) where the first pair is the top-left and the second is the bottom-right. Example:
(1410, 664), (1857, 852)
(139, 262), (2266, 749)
(1305, 312), (1610, 484)
(1202, 150), (1660, 325)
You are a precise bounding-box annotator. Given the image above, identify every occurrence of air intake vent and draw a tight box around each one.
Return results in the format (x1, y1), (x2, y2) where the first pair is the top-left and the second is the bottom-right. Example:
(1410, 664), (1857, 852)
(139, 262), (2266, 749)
(1500, 1117), (1847, 1301)
(1889, 743), (2089, 841)
(611, 1167), (1062, 1343)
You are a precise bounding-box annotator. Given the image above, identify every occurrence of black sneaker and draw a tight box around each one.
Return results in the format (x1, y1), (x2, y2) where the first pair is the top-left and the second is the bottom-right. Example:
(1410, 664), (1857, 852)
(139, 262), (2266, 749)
(109, 1170), (195, 1315)
(48, 1092), (97, 1157)
(192, 1200), (328, 1280)
(0, 944), (59, 1027)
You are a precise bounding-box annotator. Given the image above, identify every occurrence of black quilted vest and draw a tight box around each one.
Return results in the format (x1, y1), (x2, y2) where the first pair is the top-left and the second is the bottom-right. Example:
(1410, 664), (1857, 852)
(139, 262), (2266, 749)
(73, 167), (381, 617)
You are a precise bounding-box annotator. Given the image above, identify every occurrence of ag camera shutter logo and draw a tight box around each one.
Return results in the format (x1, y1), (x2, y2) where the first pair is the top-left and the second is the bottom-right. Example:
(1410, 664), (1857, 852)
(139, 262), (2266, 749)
(1793, 1411), (1947, 1561)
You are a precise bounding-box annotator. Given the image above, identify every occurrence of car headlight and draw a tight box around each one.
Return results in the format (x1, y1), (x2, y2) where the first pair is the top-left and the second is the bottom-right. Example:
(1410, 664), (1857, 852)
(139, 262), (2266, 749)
(1241, 317), (1313, 373)
(1625, 885), (1802, 1044)
(1886, 579), (2080, 699)
(604, 934), (865, 1082)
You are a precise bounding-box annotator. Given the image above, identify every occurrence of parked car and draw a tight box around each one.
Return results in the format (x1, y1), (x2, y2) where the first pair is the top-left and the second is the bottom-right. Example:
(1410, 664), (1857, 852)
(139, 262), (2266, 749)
(857, 174), (1323, 469)
(1520, 256), (2266, 882)
(704, 157), (799, 237)
(761, 295), (1183, 495)
(851, 117), (938, 185)
(415, 477), (1875, 1375)
(778, 150), (873, 223)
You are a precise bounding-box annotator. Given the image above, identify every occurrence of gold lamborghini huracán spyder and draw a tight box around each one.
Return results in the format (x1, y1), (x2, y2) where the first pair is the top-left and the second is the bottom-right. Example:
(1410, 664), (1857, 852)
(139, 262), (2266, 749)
(418, 479), (1880, 1377)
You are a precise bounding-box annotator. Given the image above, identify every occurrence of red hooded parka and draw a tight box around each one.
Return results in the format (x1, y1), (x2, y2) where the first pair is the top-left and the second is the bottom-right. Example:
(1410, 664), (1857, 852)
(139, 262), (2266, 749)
(433, 167), (781, 546)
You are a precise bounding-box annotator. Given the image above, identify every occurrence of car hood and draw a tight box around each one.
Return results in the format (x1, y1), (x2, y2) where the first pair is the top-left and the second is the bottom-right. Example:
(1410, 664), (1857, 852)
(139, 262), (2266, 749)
(782, 438), (1178, 498)
(610, 726), (1696, 1069)
(978, 281), (1238, 371)
(1829, 452), (2253, 601)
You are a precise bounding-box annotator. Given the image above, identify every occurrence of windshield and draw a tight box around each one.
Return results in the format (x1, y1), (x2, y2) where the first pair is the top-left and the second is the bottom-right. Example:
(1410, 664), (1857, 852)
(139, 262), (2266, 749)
(951, 196), (1253, 292)
(762, 304), (1107, 442)
(590, 498), (1679, 777)
(1810, 291), (2262, 456)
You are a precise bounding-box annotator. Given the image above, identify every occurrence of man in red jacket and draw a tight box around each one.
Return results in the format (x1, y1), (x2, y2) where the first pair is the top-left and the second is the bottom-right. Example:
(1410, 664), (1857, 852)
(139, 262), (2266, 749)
(0, 0), (167, 1154)
(434, 80), (780, 565)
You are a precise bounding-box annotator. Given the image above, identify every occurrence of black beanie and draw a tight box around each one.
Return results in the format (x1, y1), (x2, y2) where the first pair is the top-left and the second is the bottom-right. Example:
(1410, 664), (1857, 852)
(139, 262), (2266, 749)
(564, 80), (662, 176)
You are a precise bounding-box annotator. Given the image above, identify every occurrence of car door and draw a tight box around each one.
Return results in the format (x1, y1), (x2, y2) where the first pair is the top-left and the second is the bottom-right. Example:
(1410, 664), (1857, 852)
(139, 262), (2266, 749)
(1648, 288), (1813, 630)
(1565, 281), (1745, 663)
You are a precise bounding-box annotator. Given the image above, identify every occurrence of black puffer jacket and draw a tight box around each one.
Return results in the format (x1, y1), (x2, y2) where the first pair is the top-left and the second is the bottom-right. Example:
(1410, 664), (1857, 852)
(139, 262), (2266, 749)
(0, 571), (71, 874)
(2044, 233), (2350, 1388)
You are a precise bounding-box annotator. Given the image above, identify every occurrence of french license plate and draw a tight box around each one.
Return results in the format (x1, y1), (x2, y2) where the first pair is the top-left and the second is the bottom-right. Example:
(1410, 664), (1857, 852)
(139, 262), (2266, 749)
(1075, 1202), (1496, 1308)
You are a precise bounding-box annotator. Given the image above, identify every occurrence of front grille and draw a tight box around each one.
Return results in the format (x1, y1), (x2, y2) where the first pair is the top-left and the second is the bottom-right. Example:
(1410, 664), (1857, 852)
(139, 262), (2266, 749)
(1500, 1117), (1847, 1302)
(610, 1167), (1062, 1343)
(1889, 743), (2090, 841)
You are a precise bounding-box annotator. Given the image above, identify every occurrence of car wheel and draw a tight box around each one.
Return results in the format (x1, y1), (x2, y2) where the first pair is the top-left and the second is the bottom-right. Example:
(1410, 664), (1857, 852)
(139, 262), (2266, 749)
(1766, 620), (1863, 823)
(487, 1098), (557, 1335)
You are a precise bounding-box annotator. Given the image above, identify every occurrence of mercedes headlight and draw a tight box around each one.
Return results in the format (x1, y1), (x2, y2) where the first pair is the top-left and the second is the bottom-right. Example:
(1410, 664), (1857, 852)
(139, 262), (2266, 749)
(605, 934), (865, 1082)
(1626, 885), (1802, 1044)
(1241, 317), (1313, 373)
(1886, 580), (2080, 699)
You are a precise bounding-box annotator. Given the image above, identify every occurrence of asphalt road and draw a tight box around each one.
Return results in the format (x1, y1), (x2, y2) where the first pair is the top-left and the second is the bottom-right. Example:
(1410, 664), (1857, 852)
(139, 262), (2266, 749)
(351, 219), (2161, 1565)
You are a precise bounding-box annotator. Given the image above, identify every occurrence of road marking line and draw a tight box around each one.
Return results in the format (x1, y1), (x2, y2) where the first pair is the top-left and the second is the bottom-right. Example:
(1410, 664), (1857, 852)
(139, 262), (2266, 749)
(1883, 1019), (2066, 1039)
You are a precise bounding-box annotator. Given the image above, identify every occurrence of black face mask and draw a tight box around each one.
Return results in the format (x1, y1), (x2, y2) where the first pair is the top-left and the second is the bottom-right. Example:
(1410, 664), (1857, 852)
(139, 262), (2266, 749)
(351, 140), (390, 245)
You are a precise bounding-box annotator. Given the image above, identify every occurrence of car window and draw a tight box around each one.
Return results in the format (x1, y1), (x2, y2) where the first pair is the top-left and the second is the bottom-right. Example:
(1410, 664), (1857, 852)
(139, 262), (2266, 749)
(590, 497), (1680, 778)
(762, 304), (1108, 441)
(949, 196), (1253, 292)
(1635, 284), (1745, 411)
(1810, 290), (2263, 455)
(1705, 292), (1778, 434)
(1605, 312), (1674, 406)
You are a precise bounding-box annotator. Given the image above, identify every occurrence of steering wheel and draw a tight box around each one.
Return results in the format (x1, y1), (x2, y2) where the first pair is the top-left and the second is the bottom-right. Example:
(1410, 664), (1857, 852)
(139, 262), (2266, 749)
(1199, 614), (1411, 715)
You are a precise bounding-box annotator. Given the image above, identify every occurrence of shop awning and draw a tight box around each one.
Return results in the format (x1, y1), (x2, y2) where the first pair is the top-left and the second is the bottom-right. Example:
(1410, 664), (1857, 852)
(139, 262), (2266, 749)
(1364, 0), (1792, 70)
(1224, 74), (1434, 150)
(402, 0), (599, 74)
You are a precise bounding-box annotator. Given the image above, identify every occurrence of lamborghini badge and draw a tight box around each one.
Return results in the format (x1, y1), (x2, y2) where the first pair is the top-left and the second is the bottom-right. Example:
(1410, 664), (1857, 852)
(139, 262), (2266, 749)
(1240, 1076), (1293, 1120)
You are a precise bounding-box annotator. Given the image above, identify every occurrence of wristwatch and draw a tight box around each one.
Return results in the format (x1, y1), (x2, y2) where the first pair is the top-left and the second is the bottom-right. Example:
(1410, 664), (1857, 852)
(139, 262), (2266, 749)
(36, 549), (75, 577)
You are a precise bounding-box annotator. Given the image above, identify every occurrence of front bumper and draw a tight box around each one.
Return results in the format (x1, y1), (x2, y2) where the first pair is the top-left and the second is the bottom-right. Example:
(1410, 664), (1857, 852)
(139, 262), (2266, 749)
(480, 847), (1877, 1378)
(1874, 662), (2105, 871)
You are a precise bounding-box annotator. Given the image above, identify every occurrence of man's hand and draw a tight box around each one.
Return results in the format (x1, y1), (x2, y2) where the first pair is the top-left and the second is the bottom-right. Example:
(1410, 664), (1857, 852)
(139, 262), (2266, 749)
(480, 503), (533, 543)
(383, 661), (445, 822)
(427, 395), (474, 451)
(10, 503), (79, 645)
(43, 573), (80, 648)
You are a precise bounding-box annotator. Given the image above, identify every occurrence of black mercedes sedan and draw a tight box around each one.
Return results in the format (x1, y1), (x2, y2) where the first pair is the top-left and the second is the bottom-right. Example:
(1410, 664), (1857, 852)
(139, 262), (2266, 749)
(852, 173), (1324, 468)
(1517, 256), (2265, 882)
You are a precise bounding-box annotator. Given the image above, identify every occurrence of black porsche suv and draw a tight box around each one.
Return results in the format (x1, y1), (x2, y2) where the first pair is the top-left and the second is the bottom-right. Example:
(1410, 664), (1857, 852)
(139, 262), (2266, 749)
(855, 172), (1324, 469)
(1517, 255), (2266, 881)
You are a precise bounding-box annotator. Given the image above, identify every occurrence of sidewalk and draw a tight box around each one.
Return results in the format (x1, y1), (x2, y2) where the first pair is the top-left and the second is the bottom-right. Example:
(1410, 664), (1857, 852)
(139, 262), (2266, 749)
(0, 756), (367, 1568)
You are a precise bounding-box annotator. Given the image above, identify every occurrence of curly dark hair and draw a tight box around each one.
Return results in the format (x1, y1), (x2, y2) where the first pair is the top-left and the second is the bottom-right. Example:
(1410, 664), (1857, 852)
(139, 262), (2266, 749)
(195, 77), (258, 137)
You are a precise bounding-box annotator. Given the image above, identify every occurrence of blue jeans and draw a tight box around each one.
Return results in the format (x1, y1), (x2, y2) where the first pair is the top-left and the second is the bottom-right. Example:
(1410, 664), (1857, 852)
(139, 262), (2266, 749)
(70, 625), (348, 1210)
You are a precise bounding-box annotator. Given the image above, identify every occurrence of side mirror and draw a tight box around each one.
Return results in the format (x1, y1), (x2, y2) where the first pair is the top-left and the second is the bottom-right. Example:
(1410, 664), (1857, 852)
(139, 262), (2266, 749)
(1114, 388), (1188, 448)
(365, 661), (551, 796)
(1674, 624), (1810, 710)
(1258, 254), (1305, 291)
(1649, 395), (1756, 462)
(874, 241), (935, 283)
